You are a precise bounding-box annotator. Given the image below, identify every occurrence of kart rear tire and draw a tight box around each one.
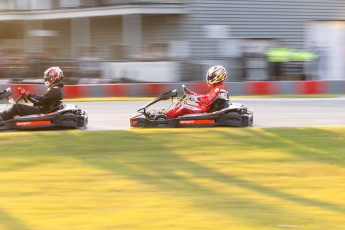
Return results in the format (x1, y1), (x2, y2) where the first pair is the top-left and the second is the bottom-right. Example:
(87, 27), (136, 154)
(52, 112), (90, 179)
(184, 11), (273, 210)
(155, 114), (168, 120)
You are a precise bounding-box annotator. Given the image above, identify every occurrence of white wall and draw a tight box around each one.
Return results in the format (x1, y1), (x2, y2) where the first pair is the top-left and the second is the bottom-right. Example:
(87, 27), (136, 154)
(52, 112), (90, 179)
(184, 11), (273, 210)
(101, 61), (181, 82)
(306, 21), (345, 80)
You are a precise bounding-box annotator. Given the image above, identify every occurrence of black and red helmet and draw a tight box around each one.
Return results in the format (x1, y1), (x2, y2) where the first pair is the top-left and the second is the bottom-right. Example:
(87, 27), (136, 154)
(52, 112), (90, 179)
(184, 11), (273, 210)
(44, 67), (64, 88)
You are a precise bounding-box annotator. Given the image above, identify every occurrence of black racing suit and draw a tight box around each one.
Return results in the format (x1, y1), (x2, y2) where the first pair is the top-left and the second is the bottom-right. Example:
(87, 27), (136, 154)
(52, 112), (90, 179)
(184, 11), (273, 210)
(0, 83), (64, 121)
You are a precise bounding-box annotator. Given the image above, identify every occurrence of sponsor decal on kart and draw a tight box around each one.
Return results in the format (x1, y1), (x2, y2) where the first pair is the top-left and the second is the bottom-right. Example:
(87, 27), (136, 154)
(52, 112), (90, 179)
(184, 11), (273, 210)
(179, 120), (215, 125)
(16, 120), (52, 126)
(130, 120), (138, 125)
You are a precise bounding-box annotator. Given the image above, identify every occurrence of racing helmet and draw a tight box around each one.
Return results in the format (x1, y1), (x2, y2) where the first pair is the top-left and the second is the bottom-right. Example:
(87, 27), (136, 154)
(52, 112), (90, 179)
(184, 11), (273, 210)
(44, 67), (63, 88)
(206, 65), (227, 86)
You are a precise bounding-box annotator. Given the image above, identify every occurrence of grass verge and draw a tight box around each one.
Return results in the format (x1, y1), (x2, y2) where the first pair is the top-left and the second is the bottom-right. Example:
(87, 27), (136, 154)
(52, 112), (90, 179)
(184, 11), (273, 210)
(0, 127), (344, 230)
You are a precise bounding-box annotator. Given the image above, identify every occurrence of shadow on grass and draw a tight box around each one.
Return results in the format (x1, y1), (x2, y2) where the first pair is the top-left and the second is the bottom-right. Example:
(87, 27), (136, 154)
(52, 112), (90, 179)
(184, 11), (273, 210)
(238, 127), (345, 167)
(2, 128), (345, 227)
(65, 129), (345, 225)
(0, 208), (32, 230)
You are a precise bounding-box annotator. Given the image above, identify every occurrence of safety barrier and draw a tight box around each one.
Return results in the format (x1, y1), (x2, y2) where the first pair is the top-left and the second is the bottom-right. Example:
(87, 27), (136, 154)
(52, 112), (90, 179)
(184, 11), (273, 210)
(2, 80), (344, 99)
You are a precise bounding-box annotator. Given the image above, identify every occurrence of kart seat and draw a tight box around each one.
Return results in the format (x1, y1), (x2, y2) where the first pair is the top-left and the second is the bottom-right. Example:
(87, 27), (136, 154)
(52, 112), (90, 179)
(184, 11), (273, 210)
(45, 104), (65, 114)
(207, 98), (229, 113)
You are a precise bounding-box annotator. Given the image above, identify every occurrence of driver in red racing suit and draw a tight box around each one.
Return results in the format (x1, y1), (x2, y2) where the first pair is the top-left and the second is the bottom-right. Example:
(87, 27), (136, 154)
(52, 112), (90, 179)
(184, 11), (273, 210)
(166, 65), (229, 119)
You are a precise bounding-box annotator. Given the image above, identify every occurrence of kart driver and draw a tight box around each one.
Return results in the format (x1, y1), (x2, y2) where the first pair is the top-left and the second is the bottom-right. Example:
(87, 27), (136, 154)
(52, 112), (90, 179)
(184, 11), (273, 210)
(166, 65), (229, 119)
(0, 67), (64, 122)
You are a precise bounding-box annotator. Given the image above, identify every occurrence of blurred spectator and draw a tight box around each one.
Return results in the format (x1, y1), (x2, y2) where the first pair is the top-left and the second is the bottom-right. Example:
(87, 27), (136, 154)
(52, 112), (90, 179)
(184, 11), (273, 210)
(265, 47), (291, 80)
(266, 46), (319, 81)
(130, 43), (168, 61)
(308, 45), (328, 80)
(0, 51), (4, 79)
(239, 46), (248, 80)
(78, 47), (100, 78)
(31, 50), (54, 79)
(241, 45), (269, 81)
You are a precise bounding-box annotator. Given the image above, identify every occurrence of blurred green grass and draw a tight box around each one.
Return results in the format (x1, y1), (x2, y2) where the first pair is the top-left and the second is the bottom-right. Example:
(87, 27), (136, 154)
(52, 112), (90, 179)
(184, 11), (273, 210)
(0, 127), (345, 230)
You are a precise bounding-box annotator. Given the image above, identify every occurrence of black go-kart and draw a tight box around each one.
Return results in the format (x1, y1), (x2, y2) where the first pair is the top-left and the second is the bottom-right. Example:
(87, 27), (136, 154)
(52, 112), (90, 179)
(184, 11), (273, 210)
(0, 87), (88, 131)
(130, 85), (253, 128)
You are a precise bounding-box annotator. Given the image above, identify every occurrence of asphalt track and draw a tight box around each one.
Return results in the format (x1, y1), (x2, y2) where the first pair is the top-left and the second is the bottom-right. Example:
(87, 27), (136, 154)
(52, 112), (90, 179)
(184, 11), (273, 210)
(76, 97), (345, 130)
(1, 97), (344, 130)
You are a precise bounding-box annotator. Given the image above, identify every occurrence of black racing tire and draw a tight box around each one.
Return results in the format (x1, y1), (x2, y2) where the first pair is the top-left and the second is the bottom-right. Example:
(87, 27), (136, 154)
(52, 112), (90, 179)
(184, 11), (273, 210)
(155, 114), (168, 120)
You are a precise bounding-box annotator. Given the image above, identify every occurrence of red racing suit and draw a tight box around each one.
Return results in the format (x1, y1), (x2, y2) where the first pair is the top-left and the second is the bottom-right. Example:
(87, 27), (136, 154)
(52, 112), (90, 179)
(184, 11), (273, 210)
(166, 82), (229, 119)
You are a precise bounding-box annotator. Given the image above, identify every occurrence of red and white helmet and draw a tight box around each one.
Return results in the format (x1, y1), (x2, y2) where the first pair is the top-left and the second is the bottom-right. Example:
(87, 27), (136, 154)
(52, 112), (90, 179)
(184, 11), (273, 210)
(206, 65), (227, 86)
(44, 67), (63, 88)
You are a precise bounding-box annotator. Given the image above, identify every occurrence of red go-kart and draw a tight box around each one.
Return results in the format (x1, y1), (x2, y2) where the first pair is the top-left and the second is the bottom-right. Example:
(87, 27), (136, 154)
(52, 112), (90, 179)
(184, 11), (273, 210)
(130, 85), (253, 128)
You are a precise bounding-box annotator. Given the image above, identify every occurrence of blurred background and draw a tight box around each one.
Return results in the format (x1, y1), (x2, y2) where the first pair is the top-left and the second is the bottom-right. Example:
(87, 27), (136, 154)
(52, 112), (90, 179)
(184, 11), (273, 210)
(0, 0), (343, 85)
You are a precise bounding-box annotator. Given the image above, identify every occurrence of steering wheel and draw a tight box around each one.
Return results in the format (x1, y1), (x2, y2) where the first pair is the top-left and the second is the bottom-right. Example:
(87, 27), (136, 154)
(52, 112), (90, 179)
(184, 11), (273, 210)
(15, 94), (28, 104)
(176, 85), (189, 107)
(182, 84), (189, 95)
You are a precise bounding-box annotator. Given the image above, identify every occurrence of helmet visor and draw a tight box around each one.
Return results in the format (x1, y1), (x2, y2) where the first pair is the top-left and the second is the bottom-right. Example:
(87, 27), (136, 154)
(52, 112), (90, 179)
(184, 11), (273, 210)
(206, 73), (216, 83)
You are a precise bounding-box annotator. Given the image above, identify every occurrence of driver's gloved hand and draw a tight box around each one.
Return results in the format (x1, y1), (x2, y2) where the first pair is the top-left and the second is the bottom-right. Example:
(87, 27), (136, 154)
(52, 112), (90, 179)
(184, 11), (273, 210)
(18, 87), (30, 97)
(188, 94), (198, 102)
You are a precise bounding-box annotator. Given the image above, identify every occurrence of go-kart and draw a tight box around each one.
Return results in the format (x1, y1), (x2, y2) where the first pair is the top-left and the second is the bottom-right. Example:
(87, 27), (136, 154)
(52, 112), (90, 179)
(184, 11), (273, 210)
(0, 87), (88, 131)
(130, 85), (253, 128)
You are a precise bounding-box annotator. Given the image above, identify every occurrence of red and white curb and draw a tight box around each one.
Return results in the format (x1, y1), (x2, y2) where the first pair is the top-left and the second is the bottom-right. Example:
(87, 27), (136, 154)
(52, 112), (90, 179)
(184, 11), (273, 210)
(1, 80), (344, 99)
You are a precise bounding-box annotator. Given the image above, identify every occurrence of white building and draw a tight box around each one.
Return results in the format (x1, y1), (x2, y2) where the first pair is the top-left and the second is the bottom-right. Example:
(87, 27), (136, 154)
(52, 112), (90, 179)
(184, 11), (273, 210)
(0, 0), (344, 82)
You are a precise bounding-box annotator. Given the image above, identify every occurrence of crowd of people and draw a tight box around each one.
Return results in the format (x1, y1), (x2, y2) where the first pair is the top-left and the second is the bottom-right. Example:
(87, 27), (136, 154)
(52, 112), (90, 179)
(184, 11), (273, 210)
(0, 42), (327, 83)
